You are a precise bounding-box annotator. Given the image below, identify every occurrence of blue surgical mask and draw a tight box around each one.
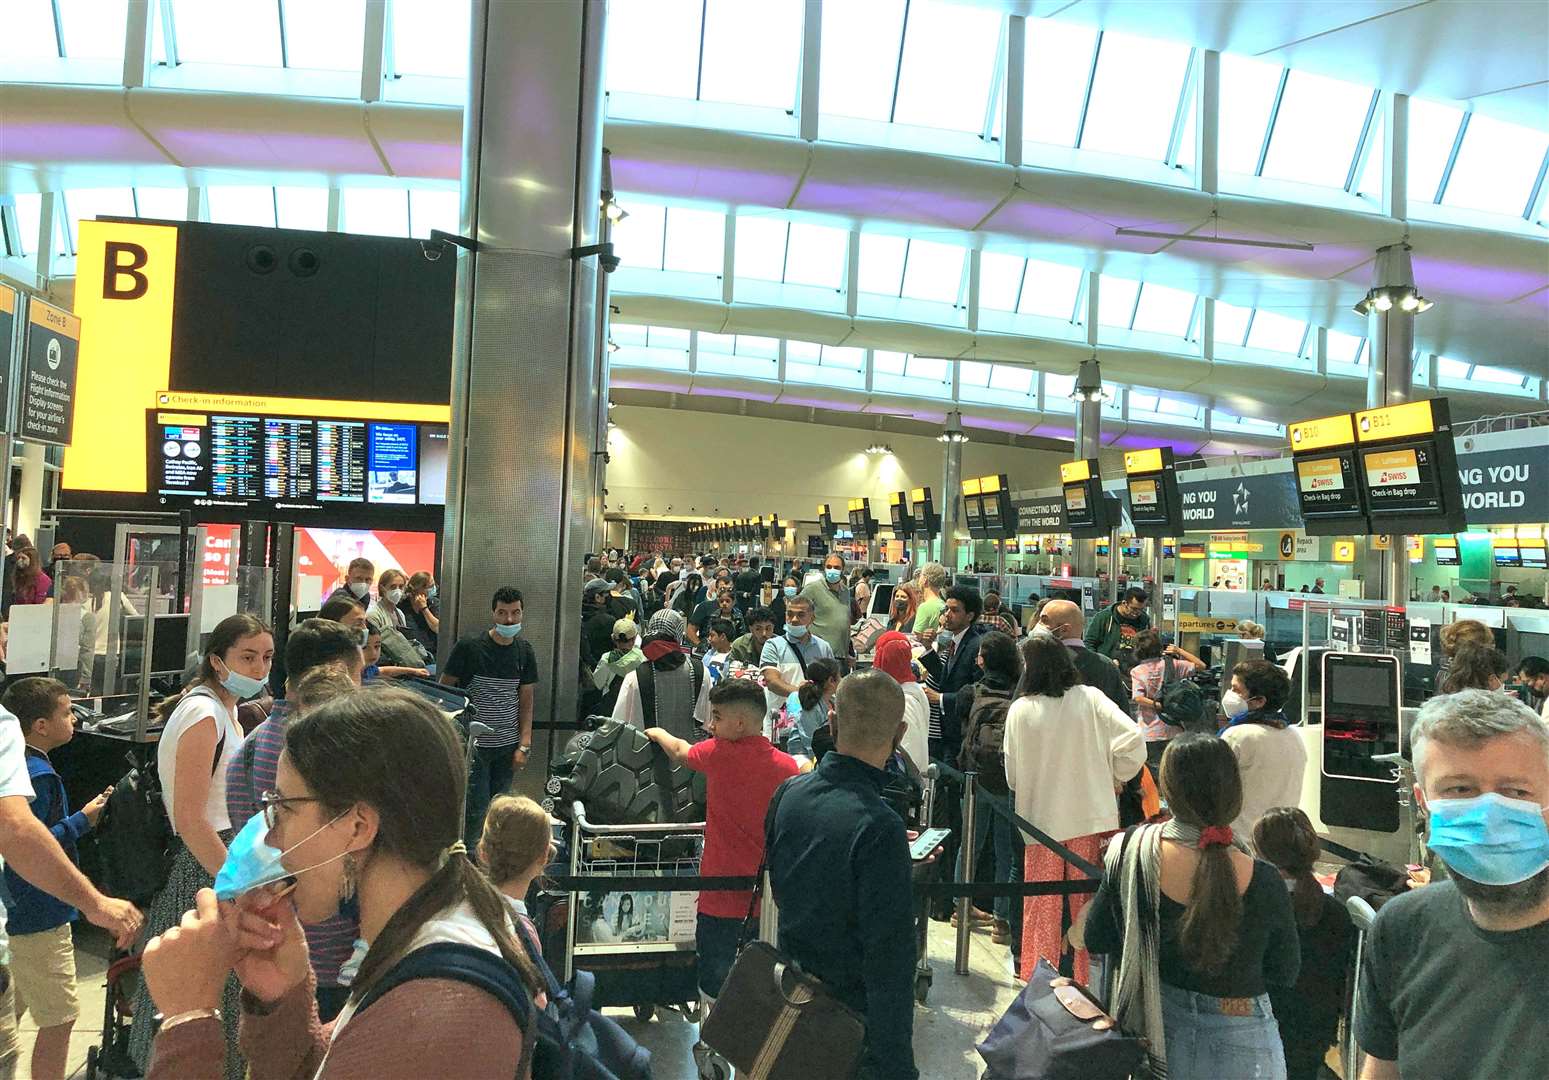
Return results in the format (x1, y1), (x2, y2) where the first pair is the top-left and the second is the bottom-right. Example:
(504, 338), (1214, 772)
(214, 809), (351, 902)
(338, 937), (369, 986)
(786, 622), (809, 639)
(427, 585), (439, 600)
(1426, 792), (1549, 886)
(825, 569), (842, 584)
(492, 622), (522, 640)
(213, 657), (268, 701)
(782, 586), (797, 598)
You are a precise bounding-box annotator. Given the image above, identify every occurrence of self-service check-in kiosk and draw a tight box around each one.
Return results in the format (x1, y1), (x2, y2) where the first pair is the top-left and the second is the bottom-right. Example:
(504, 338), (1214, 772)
(1320, 652), (1404, 834)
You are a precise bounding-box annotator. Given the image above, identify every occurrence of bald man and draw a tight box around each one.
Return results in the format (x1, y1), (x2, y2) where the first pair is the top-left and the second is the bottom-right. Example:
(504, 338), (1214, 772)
(1034, 600), (1131, 717)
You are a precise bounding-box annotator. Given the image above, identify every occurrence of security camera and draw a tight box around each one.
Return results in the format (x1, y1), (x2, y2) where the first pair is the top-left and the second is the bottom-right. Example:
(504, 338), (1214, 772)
(600, 252), (621, 274)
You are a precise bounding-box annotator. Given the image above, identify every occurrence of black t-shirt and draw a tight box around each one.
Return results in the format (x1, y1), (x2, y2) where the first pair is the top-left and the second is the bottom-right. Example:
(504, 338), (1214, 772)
(1270, 890), (1354, 1066)
(443, 633), (539, 748)
(1355, 880), (1549, 1079)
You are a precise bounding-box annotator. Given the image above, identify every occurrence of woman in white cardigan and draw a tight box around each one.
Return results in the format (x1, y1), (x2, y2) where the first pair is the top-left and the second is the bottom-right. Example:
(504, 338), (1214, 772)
(1003, 634), (1146, 983)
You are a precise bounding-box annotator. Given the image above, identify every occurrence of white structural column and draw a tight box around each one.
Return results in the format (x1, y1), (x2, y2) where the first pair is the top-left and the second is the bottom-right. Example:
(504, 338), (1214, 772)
(1073, 272), (1102, 578)
(441, 0), (607, 765)
(1194, 50), (1220, 195)
(798, 0), (822, 143)
(1003, 15), (1025, 167)
(123, 0), (152, 87)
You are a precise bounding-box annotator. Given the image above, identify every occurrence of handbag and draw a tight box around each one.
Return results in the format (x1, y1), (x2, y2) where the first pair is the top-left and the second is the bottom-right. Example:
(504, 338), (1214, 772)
(698, 779), (867, 1080)
(977, 958), (1146, 1080)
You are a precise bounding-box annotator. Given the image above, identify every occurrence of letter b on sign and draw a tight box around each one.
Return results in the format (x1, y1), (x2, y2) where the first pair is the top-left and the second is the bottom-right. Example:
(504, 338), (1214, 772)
(103, 241), (149, 300)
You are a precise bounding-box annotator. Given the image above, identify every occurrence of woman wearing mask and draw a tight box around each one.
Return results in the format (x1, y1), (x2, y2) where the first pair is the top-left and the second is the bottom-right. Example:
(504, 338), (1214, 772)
(403, 571), (440, 656)
(139, 687), (544, 1079)
(1253, 808), (1353, 1080)
(366, 570), (428, 672)
(1220, 661), (1305, 850)
(9, 543), (51, 607)
(1437, 642), (1509, 694)
(129, 613), (275, 1080)
(671, 574), (703, 618)
(1085, 735), (1300, 1080)
(1002, 635), (1146, 983)
(887, 583), (920, 635)
(785, 657), (841, 758)
(872, 631), (929, 772)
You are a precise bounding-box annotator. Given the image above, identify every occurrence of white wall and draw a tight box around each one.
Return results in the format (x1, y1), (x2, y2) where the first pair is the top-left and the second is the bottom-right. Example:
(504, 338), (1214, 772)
(604, 404), (1068, 522)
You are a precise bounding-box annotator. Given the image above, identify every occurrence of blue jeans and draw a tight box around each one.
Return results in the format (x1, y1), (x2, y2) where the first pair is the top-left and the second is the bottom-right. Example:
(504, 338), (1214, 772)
(465, 743), (516, 847)
(1161, 984), (1286, 1080)
(696, 913), (741, 998)
(958, 789), (1022, 923)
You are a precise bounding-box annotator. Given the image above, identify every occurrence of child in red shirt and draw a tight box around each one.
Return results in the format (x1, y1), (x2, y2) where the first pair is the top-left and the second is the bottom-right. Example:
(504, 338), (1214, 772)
(645, 678), (797, 1032)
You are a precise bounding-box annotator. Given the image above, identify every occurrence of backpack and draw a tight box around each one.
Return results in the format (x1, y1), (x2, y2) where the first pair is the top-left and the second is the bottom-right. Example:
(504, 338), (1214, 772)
(356, 939), (652, 1080)
(1333, 854), (1411, 912)
(1156, 659), (1209, 733)
(97, 688), (227, 906)
(959, 684), (1012, 796)
(634, 658), (704, 743)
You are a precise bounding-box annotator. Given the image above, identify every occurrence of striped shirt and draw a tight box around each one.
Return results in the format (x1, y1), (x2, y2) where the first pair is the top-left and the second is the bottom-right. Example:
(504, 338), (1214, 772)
(444, 633), (540, 748)
(225, 703), (357, 987)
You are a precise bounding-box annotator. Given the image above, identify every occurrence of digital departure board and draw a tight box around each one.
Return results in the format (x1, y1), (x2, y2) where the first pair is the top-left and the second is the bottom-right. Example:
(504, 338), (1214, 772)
(209, 415), (261, 499)
(317, 420), (367, 502)
(263, 418), (315, 500)
(157, 413), (209, 496)
(1353, 398), (1465, 533)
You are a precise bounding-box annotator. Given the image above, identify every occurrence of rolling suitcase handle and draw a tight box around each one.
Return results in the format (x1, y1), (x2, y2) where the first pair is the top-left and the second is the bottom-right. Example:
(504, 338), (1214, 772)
(1342, 895), (1378, 1080)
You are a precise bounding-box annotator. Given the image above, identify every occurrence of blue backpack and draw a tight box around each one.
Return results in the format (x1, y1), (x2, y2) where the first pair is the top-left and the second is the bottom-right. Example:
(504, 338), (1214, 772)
(357, 932), (652, 1080)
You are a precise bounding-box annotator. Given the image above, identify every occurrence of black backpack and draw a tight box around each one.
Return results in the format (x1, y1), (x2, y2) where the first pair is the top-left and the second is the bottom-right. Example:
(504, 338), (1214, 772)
(357, 938), (651, 1080)
(1157, 660), (1209, 733)
(1333, 854), (1411, 912)
(959, 685), (1013, 796)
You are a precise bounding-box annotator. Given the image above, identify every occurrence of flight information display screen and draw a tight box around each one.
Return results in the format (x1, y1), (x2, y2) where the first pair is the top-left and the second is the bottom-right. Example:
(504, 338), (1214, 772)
(1063, 482), (1096, 530)
(209, 415), (261, 499)
(1126, 477), (1166, 527)
(1360, 440), (1443, 517)
(1295, 451), (1363, 517)
(157, 414), (208, 496)
(316, 420), (367, 502)
(263, 418), (314, 500)
(981, 493), (1003, 532)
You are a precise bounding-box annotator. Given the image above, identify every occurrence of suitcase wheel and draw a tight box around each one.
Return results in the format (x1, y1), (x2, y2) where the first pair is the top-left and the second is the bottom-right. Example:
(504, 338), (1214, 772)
(698, 1056), (731, 1080)
(633, 1004), (655, 1022)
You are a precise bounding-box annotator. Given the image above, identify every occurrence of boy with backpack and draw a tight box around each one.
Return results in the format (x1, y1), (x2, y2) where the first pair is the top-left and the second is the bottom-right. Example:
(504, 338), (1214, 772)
(954, 631), (1023, 946)
(1, 677), (112, 1080)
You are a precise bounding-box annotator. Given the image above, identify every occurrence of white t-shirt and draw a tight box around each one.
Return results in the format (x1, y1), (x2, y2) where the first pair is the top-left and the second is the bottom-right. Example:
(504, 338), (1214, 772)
(0, 711), (40, 962)
(899, 682), (930, 773)
(1222, 721), (1308, 850)
(157, 687), (244, 834)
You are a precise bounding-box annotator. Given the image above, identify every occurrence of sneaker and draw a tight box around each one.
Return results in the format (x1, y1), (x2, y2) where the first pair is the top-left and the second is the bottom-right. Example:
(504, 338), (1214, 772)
(950, 908), (996, 929)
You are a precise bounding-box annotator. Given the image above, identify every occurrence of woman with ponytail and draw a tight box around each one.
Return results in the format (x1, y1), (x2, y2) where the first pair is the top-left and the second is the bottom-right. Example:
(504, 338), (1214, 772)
(1254, 807), (1355, 1080)
(138, 686), (543, 1079)
(1084, 734), (1300, 1079)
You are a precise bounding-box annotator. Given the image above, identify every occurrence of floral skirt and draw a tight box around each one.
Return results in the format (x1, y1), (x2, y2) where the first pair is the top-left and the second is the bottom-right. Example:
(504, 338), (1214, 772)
(1019, 830), (1114, 985)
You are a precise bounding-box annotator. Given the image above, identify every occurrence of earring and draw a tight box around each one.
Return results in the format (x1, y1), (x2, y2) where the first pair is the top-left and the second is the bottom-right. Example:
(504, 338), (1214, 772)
(340, 852), (359, 903)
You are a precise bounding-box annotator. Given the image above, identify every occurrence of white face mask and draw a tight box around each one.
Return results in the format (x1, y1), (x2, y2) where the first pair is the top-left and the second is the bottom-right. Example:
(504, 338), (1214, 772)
(348, 581), (370, 599)
(1222, 689), (1248, 717)
(385, 587), (404, 605)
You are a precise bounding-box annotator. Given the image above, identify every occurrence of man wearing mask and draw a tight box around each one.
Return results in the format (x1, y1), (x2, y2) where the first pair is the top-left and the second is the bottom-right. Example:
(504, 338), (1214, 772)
(442, 587), (538, 845)
(759, 596), (834, 725)
(1035, 600), (1130, 715)
(801, 554), (853, 666)
(1355, 691), (1549, 1079)
(326, 558), (375, 607)
(733, 557), (761, 612)
(581, 578), (620, 670)
(1083, 587), (1151, 661)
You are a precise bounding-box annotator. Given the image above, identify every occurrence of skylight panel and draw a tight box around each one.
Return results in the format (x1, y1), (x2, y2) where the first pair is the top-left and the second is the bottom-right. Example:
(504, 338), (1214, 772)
(1471, 364), (1530, 386)
(892, 0), (1001, 132)
(57, 0), (127, 60)
(341, 188), (408, 236)
(990, 365), (1034, 394)
(1404, 98), (1467, 203)
(1017, 260), (1082, 320)
(605, 0), (702, 99)
(906, 355), (948, 380)
(900, 240), (965, 303)
(611, 202), (666, 271)
(171, 0), (282, 66)
(1021, 19), (1097, 148)
(1436, 356), (1470, 381)
(698, 0), (802, 109)
(1043, 372), (1076, 399)
(1158, 396), (1200, 418)
(734, 217), (789, 282)
(280, 0), (365, 71)
(1079, 31), (1192, 160)
(873, 350), (908, 375)
(275, 186), (328, 231)
(390, 0), (469, 79)
(1096, 276), (1140, 327)
(612, 323), (649, 347)
(207, 186), (277, 228)
(699, 332), (736, 356)
(0, 1), (58, 61)
(783, 223), (848, 289)
(858, 234), (908, 295)
(819, 0), (907, 122)
(134, 188), (189, 221)
(13, 194), (42, 256)
(960, 361), (992, 387)
(787, 339), (821, 363)
(823, 346), (866, 372)
(1245, 309), (1305, 353)
(1131, 282), (1195, 336)
(1212, 300), (1252, 346)
(1261, 71), (1373, 187)
(650, 326), (692, 350)
(736, 335), (780, 359)
(63, 188), (134, 247)
(1442, 113), (1549, 216)
(1217, 53), (1282, 174)
(979, 253), (1024, 311)
(662, 207), (725, 275)
(408, 189), (459, 239)
(1325, 328), (1365, 365)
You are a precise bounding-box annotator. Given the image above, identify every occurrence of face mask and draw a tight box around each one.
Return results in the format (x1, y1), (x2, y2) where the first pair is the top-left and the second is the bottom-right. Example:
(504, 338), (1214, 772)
(356, 627), (370, 648)
(492, 622), (522, 640)
(1426, 792), (1549, 886)
(1221, 690), (1249, 719)
(15, 560), (28, 571)
(214, 809), (351, 901)
(825, 569), (842, 584)
(785, 622), (808, 639)
(783, 586), (798, 598)
(1031, 623), (1059, 643)
(213, 656), (268, 701)
(427, 585), (439, 600)
(348, 581), (370, 599)
(385, 588), (404, 605)
(338, 937), (369, 987)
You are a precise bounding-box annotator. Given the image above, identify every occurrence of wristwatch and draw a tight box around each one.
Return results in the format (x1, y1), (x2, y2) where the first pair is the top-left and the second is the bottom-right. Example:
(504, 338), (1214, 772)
(517, 745), (531, 755)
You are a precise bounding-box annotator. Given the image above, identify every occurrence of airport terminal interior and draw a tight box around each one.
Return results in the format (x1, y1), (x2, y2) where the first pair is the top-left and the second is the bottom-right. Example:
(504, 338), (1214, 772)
(1, 0), (1548, 1078)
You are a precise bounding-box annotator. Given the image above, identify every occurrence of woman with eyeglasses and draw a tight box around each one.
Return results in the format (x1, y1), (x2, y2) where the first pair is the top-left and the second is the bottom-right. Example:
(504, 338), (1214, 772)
(139, 686), (545, 1079)
(128, 613), (275, 1080)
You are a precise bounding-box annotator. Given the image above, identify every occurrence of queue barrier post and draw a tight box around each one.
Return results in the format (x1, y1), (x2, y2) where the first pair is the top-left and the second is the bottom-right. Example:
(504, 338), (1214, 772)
(955, 768), (979, 976)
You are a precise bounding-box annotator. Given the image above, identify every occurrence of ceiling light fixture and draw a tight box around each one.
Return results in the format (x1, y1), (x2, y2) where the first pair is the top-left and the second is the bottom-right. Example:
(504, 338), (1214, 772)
(864, 443), (892, 455)
(606, 339), (620, 353)
(1353, 243), (1433, 316)
(601, 196), (628, 223)
(938, 411), (968, 444)
(1068, 357), (1110, 403)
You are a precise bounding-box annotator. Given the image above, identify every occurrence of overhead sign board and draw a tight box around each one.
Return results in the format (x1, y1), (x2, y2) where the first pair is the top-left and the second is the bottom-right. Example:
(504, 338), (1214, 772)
(1354, 398), (1466, 534)
(0, 285), (15, 415)
(20, 299), (81, 447)
(1123, 445), (1183, 538)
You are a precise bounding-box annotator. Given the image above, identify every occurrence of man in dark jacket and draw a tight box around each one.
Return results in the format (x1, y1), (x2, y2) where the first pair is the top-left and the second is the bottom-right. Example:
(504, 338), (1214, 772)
(767, 669), (918, 1080)
(1083, 587), (1150, 659)
(920, 585), (989, 761)
(1037, 599), (1131, 716)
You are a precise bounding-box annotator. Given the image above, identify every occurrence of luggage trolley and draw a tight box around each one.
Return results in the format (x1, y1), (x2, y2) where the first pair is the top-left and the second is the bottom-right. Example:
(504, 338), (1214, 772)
(564, 801), (707, 1024)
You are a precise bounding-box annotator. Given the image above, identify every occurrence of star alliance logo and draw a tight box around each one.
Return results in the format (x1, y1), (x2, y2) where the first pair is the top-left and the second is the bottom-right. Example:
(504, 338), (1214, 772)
(1233, 482), (1250, 518)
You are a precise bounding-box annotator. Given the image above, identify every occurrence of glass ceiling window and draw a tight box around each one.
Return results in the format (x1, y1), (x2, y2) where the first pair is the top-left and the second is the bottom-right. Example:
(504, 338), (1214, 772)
(1043, 372), (1076, 412)
(990, 365), (1034, 394)
(699, 0), (802, 109)
(891, 0), (1001, 133)
(611, 202), (667, 271)
(1096, 276), (1140, 327)
(62, 188), (134, 247)
(342, 189), (409, 236)
(900, 240), (965, 304)
(1131, 282), (1196, 337)
(279, 0), (366, 72)
(662, 208), (725, 275)
(1324, 328), (1366, 365)
(1435, 356), (1472, 382)
(1403, 98), (1467, 203)
(820, 0), (907, 122)
(1021, 20), (1097, 148)
(207, 187), (277, 228)
(275, 187), (327, 231)
(1245, 310), (1306, 354)
(408, 190), (459, 239)
(978, 253), (1024, 311)
(605, 0), (702, 99)
(1, 2), (58, 63)
(134, 187), (189, 221)
(734, 217), (788, 282)
(171, 0), (282, 66)
(784, 223), (848, 289)
(1079, 31), (1192, 160)
(1212, 410), (1284, 435)
(1260, 71), (1373, 187)
(1018, 260), (1082, 320)
(1442, 114), (1549, 216)
(1212, 301), (1252, 347)
(390, 0), (470, 81)
(1216, 53), (1282, 175)
(858, 234), (908, 295)
(57, 0), (128, 61)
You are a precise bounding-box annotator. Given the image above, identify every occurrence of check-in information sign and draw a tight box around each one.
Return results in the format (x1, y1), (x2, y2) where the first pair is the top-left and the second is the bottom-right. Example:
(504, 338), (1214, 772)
(20, 299), (80, 447)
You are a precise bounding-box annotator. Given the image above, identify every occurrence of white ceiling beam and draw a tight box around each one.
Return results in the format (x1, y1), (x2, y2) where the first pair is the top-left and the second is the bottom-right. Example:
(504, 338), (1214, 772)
(361, 0), (388, 104)
(797, 0), (821, 144)
(1002, 15), (1024, 168)
(1194, 50), (1218, 195)
(123, 0), (152, 89)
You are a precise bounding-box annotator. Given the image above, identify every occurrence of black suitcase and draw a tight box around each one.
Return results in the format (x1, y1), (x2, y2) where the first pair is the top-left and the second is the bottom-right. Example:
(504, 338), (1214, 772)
(546, 720), (706, 825)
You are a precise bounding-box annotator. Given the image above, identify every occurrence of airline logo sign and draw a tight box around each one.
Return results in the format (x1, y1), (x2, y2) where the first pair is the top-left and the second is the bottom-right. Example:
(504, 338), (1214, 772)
(1366, 449), (1421, 489)
(1297, 457), (1345, 492)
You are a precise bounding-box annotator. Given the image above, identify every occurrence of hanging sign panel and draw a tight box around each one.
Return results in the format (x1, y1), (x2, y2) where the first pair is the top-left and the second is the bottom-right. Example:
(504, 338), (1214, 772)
(20, 298), (81, 447)
(0, 285), (15, 416)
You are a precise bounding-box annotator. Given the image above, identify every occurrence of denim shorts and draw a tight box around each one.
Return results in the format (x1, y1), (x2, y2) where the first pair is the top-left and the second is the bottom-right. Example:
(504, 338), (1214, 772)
(1161, 983), (1287, 1080)
(696, 913), (741, 998)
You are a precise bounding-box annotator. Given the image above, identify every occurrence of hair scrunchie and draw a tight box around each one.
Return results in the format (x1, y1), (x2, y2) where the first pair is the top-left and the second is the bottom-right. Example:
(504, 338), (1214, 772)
(1198, 826), (1234, 849)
